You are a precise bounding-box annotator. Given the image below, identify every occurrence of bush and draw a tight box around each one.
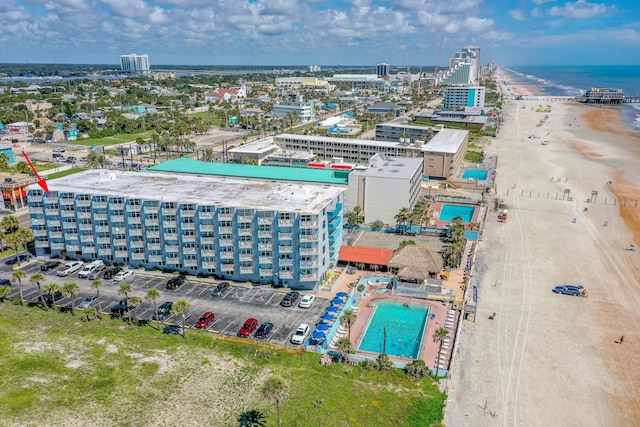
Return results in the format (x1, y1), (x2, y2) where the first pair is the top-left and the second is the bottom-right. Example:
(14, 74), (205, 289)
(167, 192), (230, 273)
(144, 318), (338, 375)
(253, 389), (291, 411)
(357, 284), (365, 293)
(377, 353), (392, 371)
(405, 359), (430, 378)
(371, 220), (384, 231)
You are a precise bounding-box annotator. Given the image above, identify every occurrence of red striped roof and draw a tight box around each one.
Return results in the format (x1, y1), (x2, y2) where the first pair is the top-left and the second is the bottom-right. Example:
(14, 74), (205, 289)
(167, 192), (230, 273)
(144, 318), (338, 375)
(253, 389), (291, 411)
(339, 246), (395, 266)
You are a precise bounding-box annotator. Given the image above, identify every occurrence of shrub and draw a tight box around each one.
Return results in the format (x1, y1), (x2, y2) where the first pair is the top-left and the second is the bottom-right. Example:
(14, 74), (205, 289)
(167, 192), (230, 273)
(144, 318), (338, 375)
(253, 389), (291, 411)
(357, 284), (365, 293)
(377, 353), (392, 371)
(405, 359), (430, 378)
(371, 220), (384, 231)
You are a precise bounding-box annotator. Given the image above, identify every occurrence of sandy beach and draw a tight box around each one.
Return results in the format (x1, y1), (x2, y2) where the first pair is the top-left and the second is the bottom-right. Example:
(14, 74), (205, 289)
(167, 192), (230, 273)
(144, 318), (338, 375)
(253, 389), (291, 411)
(445, 68), (640, 425)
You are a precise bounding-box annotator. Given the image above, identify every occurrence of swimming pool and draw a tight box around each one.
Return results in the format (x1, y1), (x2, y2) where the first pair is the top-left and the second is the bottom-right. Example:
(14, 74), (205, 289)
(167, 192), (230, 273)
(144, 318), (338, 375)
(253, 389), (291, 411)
(440, 204), (476, 222)
(359, 277), (392, 287)
(462, 169), (488, 180)
(358, 301), (429, 359)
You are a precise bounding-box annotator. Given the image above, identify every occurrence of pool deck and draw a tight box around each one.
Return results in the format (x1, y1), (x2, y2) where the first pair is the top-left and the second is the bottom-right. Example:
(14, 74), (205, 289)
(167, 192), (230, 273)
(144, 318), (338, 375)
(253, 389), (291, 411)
(428, 201), (482, 228)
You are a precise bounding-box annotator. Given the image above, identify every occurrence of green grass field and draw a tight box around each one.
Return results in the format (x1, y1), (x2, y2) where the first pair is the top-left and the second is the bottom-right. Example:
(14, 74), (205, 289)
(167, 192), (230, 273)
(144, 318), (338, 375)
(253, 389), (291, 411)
(0, 304), (445, 426)
(72, 132), (153, 147)
(192, 111), (223, 126)
(44, 167), (86, 180)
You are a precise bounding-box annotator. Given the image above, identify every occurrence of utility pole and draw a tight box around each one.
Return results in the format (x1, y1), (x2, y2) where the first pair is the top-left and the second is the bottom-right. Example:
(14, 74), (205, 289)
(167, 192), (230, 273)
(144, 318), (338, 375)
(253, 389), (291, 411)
(434, 36), (444, 87)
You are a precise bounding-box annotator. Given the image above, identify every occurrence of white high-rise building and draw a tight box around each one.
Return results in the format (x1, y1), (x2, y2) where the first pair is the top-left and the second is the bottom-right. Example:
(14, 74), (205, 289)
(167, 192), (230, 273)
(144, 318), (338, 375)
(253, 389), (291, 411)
(450, 46), (481, 82)
(120, 54), (150, 76)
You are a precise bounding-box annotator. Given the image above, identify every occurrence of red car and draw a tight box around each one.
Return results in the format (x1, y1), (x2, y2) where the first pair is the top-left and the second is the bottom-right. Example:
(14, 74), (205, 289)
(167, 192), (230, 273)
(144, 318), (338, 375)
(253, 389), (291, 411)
(195, 311), (215, 329)
(237, 318), (258, 337)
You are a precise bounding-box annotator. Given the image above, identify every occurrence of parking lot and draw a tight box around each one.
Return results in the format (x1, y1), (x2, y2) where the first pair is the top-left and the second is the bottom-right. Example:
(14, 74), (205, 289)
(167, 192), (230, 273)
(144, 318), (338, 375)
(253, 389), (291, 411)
(2, 257), (331, 347)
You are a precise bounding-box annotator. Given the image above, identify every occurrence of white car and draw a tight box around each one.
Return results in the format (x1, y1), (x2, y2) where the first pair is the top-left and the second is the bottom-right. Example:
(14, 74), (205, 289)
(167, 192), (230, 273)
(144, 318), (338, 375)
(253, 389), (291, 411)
(78, 261), (105, 279)
(56, 261), (84, 277)
(290, 323), (310, 345)
(113, 269), (134, 281)
(298, 294), (315, 309)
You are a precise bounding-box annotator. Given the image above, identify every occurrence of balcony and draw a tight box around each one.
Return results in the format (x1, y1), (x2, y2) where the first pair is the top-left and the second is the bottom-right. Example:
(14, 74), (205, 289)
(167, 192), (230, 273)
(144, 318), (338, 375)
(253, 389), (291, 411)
(199, 211), (214, 219)
(240, 267), (254, 274)
(111, 226), (125, 234)
(50, 242), (65, 250)
(184, 247), (196, 255)
(259, 256), (272, 264)
(162, 208), (177, 215)
(130, 241), (144, 248)
(300, 220), (318, 227)
(219, 213), (233, 221)
(110, 215), (124, 223)
(75, 200), (91, 207)
(92, 201), (107, 209)
(279, 259), (294, 266)
(258, 217), (272, 224)
(202, 261), (216, 269)
(182, 223), (195, 231)
(96, 236), (111, 244)
(114, 250), (128, 258)
(220, 252), (234, 260)
(81, 246), (96, 253)
(279, 271), (294, 279)
(238, 229), (253, 236)
(201, 249), (216, 257)
(165, 245), (179, 252)
(78, 212), (91, 219)
(300, 246), (318, 255)
(182, 235), (196, 243)
(201, 237), (215, 245)
(279, 246), (293, 253)
(239, 241), (252, 248)
(300, 260), (318, 268)
(126, 204), (142, 212)
(93, 214), (108, 221)
(164, 233), (178, 241)
(301, 274), (319, 281)
(146, 231), (160, 238)
(219, 239), (233, 247)
(66, 244), (80, 252)
(128, 217), (142, 225)
(28, 195), (43, 203)
(113, 238), (127, 246)
(278, 218), (293, 227)
(79, 224), (93, 231)
(60, 210), (76, 218)
(129, 229), (143, 237)
(32, 218), (45, 225)
(260, 269), (273, 276)
(278, 233), (293, 240)
(94, 225), (108, 232)
(184, 259), (198, 267)
(109, 202), (125, 210)
(180, 209), (196, 217)
(144, 218), (158, 227)
(258, 230), (272, 238)
(147, 243), (161, 250)
(165, 258), (181, 265)
(47, 220), (61, 228)
(35, 240), (50, 248)
(143, 205), (159, 214)
(29, 207), (44, 215)
(80, 235), (95, 243)
(301, 234), (319, 242)
(148, 255), (163, 263)
(219, 226), (233, 234)
(34, 229), (48, 237)
(240, 254), (254, 262)
(63, 223), (78, 231)
(45, 209), (60, 216)
(131, 253), (145, 261)
(199, 224), (214, 233)
(64, 232), (79, 240)
(98, 248), (113, 256)
(163, 220), (177, 228)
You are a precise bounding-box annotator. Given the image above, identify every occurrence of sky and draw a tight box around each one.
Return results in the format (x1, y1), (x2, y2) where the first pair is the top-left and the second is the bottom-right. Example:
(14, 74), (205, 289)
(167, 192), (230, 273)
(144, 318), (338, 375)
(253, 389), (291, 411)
(1, 0), (638, 66)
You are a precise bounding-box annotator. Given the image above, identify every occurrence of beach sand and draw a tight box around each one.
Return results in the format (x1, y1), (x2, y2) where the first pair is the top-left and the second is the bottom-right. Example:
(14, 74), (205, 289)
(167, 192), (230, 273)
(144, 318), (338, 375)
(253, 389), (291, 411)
(445, 68), (640, 425)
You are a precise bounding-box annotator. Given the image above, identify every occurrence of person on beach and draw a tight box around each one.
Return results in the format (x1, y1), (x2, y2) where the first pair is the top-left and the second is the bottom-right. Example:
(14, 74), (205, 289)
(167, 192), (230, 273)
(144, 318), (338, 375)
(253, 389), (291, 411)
(620, 336), (624, 344)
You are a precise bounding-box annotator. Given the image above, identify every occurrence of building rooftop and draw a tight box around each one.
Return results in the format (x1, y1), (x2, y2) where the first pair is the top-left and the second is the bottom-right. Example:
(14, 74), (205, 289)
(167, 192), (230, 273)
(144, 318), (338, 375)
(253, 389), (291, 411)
(148, 158), (349, 185)
(377, 122), (432, 131)
(421, 128), (469, 154)
(275, 133), (406, 149)
(33, 169), (345, 213)
(229, 137), (277, 155)
(350, 154), (423, 180)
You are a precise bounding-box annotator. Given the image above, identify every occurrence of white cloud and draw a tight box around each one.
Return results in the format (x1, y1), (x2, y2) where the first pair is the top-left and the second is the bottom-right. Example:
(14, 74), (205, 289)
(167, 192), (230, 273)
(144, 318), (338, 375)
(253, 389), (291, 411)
(510, 10), (525, 20)
(548, 0), (615, 19)
(531, 7), (542, 17)
(533, 0), (556, 4)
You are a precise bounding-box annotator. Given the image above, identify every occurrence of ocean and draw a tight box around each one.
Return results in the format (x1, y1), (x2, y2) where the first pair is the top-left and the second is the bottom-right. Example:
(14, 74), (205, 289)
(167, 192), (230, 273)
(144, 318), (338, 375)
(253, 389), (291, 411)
(505, 65), (640, 134)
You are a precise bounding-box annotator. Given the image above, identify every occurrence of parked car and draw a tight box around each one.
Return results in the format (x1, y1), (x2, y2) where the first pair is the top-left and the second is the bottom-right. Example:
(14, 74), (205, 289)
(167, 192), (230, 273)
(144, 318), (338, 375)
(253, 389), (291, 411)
(78, 295), (99, 309)
(552, 284), (585, 296)
(114, 269), (134, 281)
(0, 279), (11, 287)
(65, 157), (76, 164)
(163, 325), (183, 335)
(211, 282), (230, 296)
(52, 153), (64, 160)
(56, 261), (84, 277)
(291, 323), (310, 345)
(40, 260), (61, 271)
(255, 322), (274, 339)
(40, 290), (63, 307)
(166, 273), (187, 290)
(103, 266), (122, 280)
(280, 291), (300, 307)
(111, 298), (133, 317)
(195, 311), (215, 329)
(238, 318), (258, 337)
(87, 265), (107, 280)
(53, 147), (65, 152)
(78, 260), (105, 279)
(153, 301), (173, 321)
(298, 294), (315, 308)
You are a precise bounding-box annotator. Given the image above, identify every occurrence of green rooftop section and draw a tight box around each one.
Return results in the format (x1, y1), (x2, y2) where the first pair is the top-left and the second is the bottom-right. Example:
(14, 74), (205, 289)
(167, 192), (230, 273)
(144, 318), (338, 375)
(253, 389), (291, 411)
(147, 158), (350, 185)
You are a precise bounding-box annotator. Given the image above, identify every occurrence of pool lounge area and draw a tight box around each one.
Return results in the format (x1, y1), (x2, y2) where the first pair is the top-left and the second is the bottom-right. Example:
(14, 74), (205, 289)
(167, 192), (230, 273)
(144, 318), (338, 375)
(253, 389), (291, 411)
(439, 204), (476, 222)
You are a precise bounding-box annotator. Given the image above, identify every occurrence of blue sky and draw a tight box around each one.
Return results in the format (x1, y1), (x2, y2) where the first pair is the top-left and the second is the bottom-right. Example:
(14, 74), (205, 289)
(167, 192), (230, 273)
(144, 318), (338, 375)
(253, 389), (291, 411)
(1, 0), (638, 66)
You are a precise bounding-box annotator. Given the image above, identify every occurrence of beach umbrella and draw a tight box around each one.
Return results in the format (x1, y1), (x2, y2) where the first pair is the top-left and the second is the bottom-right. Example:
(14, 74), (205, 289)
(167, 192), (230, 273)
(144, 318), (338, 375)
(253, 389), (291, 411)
(336, 291), (349, 297)
(316, 323), (330, 331)
(331, 298), (346, 305)
(326, 305), (340, 313)
(312, 331), (328, 339)
(321, 314), (336, 322)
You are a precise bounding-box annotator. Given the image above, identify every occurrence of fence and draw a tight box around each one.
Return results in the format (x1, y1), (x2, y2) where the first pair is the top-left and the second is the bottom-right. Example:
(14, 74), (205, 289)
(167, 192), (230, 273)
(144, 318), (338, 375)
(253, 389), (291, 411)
(504, 187), (640, 207)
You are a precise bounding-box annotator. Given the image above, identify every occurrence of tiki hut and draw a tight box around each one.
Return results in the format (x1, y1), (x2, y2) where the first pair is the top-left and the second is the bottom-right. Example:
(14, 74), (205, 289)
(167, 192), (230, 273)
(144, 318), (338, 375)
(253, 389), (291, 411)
(388, 245), (444, 282)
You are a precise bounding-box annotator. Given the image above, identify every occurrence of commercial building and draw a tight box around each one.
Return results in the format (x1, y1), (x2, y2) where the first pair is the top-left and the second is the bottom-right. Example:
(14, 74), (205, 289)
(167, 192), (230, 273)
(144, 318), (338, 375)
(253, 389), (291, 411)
(421, 128), (469, 179)
(345, 154), (423, 224)
(444, 86), (486, 110)
(120, 54), (150, 76)
(2, 172), (39, 211)
(273, 96), (316, 123)
(414, 109), (489, 130)
(328, 74), (384, 90)
(275, 77), (332, 92)
(375, 123), (432, 143)
(28, 168), (345, 290)
(579, 88), (625, 104)
(376, 63), (390, 78)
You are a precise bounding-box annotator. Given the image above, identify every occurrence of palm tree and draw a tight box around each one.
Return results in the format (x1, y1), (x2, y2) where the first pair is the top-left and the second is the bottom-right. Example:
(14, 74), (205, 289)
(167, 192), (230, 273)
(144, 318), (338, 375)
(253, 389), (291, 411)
(118, 282), (133, 323)
(145, 288), (161, 329)
(11, 270), (26, 306)
(0, 285), (11, 302)
(0, 230), (6, 252)
(394, 207), (411, 235)
(62, 282), (80, 316)
(128, 296), (141, 326)
(238, 410), (266, 427)
(6, 233), (21, 264)
(433, 327), (450, 378)
(171, 299), (191, 338)
(336, 337), (352, 362)
(1, 215), (19, 234)
(82, 307), (98, 322)
(16, 228), (34, 261)
(340, 309), (356, 338)
(43, 283), (60, 308)
(29, 273), (47, 310)
(91, 280), (103, 319)
(261, 376), (288, 427)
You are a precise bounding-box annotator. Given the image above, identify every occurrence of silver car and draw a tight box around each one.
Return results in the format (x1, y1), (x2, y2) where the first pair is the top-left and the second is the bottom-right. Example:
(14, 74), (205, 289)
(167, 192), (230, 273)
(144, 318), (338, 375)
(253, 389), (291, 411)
(56, 261), (84, 277)
(78, 295), (99, 309)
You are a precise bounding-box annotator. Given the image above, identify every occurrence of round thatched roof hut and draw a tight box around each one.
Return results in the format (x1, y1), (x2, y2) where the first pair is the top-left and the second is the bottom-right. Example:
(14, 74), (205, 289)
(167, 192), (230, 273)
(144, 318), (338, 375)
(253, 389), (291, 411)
(388, 245), (444, 281)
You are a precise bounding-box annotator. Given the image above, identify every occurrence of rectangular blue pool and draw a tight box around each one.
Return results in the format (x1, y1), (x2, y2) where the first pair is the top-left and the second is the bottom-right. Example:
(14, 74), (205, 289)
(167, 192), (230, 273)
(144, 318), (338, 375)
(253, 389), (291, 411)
(358, 301), (429, 359)
(462, 169), (488, 180)
(440, 204), (476, 222)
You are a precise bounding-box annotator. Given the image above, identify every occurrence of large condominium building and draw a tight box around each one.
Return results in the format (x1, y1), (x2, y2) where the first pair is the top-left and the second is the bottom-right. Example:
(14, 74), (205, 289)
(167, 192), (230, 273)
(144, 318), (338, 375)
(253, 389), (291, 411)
(376, 63), (390, 78)
(275, 77), (332, 92)
(273, 97), (316, 123)
(28, 169), (345, 290)
(120, 54), (150, 76)
(439, 63), (473, 86)
(444, 86), (486, 110)
(346, 154), (423, 224)
(375, 123), (433, 143)
(450, 46), (481, 82)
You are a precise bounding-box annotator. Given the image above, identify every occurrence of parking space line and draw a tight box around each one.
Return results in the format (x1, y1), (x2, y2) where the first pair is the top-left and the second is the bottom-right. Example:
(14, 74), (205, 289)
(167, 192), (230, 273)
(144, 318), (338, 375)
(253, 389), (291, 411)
(265, 293), (277, 305)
